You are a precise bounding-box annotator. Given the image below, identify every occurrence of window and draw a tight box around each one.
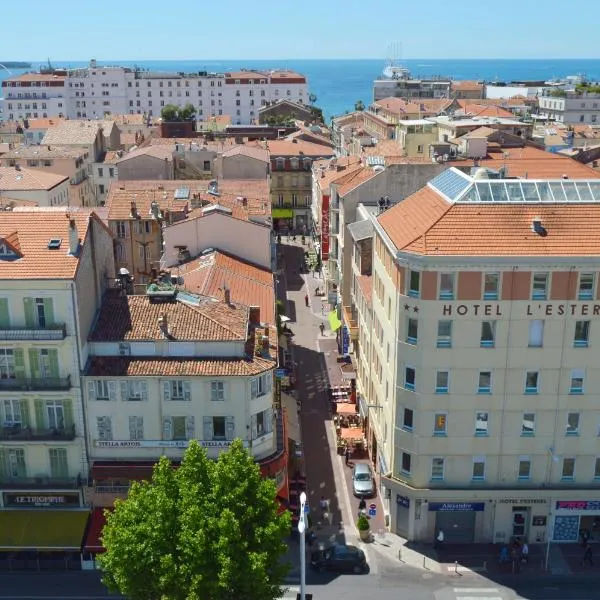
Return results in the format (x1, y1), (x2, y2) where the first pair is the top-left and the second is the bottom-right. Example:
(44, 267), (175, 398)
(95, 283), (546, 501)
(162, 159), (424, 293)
(439, 273), (455, 300)
(129, 416), (144, 440)
(574, 321), (590, 347)
(404, 367), (415, 391)
(480, 321), (496, 347)
(522, 412), (535, 435)
(98, 168), (103, 177)
(164, 380), (191, 401)
(90, 380), (116, 401)
(435, 370), (449, 393)
(96, 416), (113, 441)
(518, 457), (531, 480)
(172, 416), (188, 440)
(433, 413), (447, 435)
(116, 221), (127, 238)
(408, 270), (420, 297)
(251, 373), (272, 398)
(437, 320), (452, 348)
(49, 448), (68, 479)
(46, 400), (65, 430)
(406, 318), (418, 344)
(210, 381), (225, 401)
(251, 408), (273, 439)
(3, 448), (26, 478)
(532, 272), (548, 300)
(0, 348), (15, 379)
(472, 456), (486, 480)
(475, 412), (489, 436)
(484, 273), (499, 300)
(431, 457), (444, 481)
(579, 273), (595, 300)
(2, 399), (22, 426)
(478, 371), (492, 393)
(109, 168), (114, 178)
(122, 381), (147, 401)
(525, 371), (539, 393)
(562, 457), (575, 480)
(401, 452), (411, 475)
(212, 416), (226, 440)
(569, 369), (584, 394)
(402, 408), (414, 431)
(566, 412), (580, 435)
(528, 320), (544, 347)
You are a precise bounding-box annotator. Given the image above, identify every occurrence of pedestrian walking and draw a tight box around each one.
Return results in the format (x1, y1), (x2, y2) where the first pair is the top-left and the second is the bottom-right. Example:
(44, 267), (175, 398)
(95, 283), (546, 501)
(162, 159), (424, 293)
(344, 446), (350, 466)
(521, 541), (529, 564)
(304, 294), (309, 307)
(435, 529), (444, 549)
(582, 544), (594, 567)
(358, 497), (367, 517)
(319, 322), (325, 336)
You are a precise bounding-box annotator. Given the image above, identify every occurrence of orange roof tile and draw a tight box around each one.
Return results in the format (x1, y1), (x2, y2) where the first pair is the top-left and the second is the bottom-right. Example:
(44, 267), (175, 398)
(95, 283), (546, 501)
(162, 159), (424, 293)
(451, 80), (484, 91)
(373, 97), (421, 115)
(336, 166), (379, 196)
(221, 144), (269, 162)
(0, 166), (68, 191)
(0, 211), (98, 279)
(89, 293), (247, 342)
(25, 118), (66, 130)
(458, 104), (514, 118)
(266, 139), (334, 157)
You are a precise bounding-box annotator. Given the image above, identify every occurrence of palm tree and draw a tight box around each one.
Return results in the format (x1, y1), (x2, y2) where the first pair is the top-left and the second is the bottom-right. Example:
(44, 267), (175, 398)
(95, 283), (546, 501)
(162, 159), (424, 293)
(354, 100), (365, 112)
(308, 93), (317, 105)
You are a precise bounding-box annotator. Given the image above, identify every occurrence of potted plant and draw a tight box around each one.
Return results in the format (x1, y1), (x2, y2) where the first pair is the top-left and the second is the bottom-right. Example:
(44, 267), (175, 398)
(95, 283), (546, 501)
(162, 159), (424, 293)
(357, 514), (370, 541)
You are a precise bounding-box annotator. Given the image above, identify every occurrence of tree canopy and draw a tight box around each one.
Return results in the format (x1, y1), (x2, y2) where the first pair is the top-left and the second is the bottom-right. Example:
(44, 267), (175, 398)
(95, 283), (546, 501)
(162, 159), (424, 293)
(98, 440), (291, 600)
(160, 103), (197, 122)
(354, 100), (365, 112)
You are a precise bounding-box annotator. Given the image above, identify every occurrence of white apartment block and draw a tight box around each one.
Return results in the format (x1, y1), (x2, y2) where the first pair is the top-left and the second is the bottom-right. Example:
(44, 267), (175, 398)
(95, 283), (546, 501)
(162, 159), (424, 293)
(539, 92), (600, 125)
(351, 166), (600, 546)
(2, 61), (309, 125)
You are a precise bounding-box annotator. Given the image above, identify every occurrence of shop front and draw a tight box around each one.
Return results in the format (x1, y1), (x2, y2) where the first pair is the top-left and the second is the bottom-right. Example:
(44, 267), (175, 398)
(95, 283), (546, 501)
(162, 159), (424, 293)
(429, 502), (485, 544)
(0, 491), (88, 571)
(395, 494), (410, 537)
(272, 208), (294, 232)
(552, 500), (600, 543)
(493, 498), (549, 545)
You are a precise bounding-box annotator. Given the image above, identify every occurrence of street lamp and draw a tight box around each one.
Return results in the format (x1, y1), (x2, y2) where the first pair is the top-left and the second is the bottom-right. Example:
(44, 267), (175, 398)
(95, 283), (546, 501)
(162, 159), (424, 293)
(297, 491), (307, 600)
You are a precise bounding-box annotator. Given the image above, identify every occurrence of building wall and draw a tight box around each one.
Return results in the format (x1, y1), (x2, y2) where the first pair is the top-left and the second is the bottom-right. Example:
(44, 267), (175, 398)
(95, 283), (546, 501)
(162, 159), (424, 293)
(111, 218), (162, 281)
(161, 212), (272, 270)
(116, 156), (173, 181)
(220, 155), (269, 180)
(0, 180), (70, 207)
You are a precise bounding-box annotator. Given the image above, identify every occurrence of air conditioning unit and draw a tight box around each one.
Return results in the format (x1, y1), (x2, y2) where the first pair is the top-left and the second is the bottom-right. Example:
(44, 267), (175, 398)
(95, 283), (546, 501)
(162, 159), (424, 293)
(119, 343), (131, 356)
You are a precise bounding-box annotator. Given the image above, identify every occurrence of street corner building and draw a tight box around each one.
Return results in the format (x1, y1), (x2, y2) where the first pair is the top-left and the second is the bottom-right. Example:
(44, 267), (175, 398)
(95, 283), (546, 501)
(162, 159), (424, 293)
(347, 161), (600, 545)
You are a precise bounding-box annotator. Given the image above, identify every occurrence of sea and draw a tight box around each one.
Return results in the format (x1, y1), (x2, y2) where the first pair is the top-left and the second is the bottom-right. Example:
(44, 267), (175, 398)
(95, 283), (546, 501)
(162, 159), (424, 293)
(2, 58), (600, 122)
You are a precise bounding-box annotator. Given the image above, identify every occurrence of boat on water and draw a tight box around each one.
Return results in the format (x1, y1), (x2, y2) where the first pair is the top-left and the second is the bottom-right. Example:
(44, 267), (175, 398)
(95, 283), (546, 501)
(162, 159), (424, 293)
(382, 60), (411, 80)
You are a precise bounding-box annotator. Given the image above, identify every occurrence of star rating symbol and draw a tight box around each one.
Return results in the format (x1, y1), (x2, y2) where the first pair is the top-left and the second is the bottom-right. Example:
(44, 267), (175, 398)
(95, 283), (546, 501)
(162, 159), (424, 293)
(404, 304), (410, 311)
(413, 306), (419, 313)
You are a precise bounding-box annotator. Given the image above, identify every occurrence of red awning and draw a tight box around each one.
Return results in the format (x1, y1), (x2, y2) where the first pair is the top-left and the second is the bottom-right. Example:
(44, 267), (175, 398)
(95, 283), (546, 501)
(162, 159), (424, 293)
(84, 508), (113, 553)
(91, 461), (180, 481)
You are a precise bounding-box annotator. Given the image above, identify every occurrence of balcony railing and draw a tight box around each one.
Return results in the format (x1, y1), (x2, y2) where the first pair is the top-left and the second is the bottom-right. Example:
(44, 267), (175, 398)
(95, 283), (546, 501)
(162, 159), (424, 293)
(0, 424), (76, 442)
(342, 305), (359, 339)
(0, 324), (66, 341)
(0, 376), (71, 391)
(0, 475), (84, 490)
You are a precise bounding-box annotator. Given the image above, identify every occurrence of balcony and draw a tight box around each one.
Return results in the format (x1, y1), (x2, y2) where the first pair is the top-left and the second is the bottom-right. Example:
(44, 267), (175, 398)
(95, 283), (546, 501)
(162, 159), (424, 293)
(0, 475), (84, 490)
(0, 424), (76, 442)
(0, 324), (66, 341)
(0, 376), (71, 392)
(342, 305), (359, 340)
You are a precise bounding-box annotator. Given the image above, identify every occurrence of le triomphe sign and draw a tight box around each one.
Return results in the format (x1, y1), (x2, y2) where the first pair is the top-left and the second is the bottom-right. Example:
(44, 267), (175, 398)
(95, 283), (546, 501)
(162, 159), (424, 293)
(440, 302), (600, 318)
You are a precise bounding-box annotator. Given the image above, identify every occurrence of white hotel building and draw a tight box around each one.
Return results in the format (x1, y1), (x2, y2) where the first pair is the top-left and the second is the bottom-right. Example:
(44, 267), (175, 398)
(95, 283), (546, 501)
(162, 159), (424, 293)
(1, 60), (308, 125)
(352, 164), (600, 546)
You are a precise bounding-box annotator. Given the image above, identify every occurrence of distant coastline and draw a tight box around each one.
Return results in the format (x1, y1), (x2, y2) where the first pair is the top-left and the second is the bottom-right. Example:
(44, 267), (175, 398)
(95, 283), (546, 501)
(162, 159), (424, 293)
(0, 61), (31, 68)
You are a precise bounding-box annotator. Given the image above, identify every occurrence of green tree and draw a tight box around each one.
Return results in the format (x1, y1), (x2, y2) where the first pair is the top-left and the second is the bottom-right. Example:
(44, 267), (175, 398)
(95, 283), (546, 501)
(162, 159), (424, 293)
(354, 100), (365, 112)
(98, 440), (291, 600)
(160, 103), (196, 122)
(179, 103), (196, 121)
(160, 103), (180, 122)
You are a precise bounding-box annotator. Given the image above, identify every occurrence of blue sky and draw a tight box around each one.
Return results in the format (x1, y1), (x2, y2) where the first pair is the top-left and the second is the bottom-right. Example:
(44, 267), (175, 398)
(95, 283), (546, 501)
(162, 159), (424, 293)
(4, 0), (599, 60)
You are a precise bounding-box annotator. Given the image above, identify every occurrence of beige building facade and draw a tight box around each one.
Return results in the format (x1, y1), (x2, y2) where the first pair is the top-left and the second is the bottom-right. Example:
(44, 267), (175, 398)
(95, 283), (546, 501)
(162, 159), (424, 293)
(354, 166), (600, 545)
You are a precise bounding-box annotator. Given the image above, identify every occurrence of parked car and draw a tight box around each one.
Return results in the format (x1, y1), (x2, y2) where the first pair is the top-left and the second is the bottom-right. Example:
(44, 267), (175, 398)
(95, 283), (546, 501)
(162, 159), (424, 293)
(310, 544), (368, 574)
(352, 463), (375, 498)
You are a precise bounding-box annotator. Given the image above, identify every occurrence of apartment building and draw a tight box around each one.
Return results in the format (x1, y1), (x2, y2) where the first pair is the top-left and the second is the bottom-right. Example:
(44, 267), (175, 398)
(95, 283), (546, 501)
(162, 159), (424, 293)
(539, 91), (600, 125)
(0, 210), (114, 523)
(1, 62), (309, 125)
(268, 139), (334, 232)
(0, 166), (70, 206)
(374, 76), (451, 102)
(355, 164), (600, 545)
(0, 146), (95, 207)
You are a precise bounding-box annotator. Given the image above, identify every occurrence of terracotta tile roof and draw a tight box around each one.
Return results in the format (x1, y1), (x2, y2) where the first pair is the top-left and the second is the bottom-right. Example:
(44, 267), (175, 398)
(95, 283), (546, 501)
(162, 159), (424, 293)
(6, 73), (66, 82)
(120, 133), (138, 147)
(457, 104), (515, 118)
(2, 145), (87, 160)
(87, 355), (274, 377)
(25, 118), (66, 130)
(336, 166), (379, 196)
(356, 274), (372, 305)
(451, 81), (484, 92)
(0, 166), (68, 191)
(0, 211), (96, 279)
(178, 251), (275, 323)
(103, 151), (122, 164)
(107, 114), (146, 126)
(221, 144), (269, 162)
(373, 97), (420, 115)
(313, 157), (364, 189)
(457, 98), (529, 108)
(115, 145), (174, 163)
(89, 293), (248, 342)
(361, 139), (402, 157)
(265, 139), (334, 157)
(42, 120), (115, 146)
(225, 71), (266, 80)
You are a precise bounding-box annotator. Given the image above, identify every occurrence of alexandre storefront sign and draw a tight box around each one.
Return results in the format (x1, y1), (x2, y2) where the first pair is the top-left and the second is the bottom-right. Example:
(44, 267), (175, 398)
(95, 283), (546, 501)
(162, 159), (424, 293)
(3, 492), (80, 508)
(441, 303), (600, 318)
(428, 502), (485, 512)
(95, 440), (248, 449)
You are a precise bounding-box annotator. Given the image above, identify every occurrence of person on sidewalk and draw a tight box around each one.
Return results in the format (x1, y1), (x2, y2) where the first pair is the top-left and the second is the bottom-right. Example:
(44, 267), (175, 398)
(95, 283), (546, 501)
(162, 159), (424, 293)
(358, 497), (367, 517)
(319, 322), (325, 336)
(344, 446), (351, 466)
(434, 529), (444, 549)
(521, 541), (529, 564)
(305, 294), (309, 307)
(582, 544), (594, 567)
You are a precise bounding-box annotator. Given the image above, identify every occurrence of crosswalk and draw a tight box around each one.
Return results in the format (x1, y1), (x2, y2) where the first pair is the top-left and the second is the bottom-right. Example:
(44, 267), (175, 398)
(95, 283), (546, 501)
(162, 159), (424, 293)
(449, 587), (526, 600)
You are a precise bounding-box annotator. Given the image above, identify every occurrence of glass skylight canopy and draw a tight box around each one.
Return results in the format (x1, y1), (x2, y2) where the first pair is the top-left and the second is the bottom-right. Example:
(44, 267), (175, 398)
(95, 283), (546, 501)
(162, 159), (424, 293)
(428, 167), (600, 204)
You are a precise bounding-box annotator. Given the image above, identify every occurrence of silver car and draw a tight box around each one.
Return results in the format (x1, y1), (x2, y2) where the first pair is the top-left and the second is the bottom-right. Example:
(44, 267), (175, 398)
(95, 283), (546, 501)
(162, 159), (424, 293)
(352, 463), (375, 498)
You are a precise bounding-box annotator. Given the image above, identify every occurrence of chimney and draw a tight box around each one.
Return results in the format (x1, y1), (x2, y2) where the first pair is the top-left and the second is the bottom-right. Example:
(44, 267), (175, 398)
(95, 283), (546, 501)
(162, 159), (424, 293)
(68, 217), (80, 255)
(158, 313), (169, 337)
(249, 306), (261, 324)
(130, 201), (138, 218)
(224, 286), (231, 305)
(262, 334), (269, 355)
(531, 217), (547, 236)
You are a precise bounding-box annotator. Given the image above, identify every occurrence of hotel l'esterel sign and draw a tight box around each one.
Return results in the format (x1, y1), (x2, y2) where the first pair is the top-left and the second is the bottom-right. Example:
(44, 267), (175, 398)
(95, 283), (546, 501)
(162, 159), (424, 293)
(94, 440), (248, 449)
(440, 303), (600, 318)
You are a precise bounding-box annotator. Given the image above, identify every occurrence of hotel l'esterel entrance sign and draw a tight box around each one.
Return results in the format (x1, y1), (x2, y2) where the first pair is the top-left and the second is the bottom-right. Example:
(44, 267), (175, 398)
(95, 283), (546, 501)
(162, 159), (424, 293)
(440, 303), (600, 318)
(94, 440), (249, 449)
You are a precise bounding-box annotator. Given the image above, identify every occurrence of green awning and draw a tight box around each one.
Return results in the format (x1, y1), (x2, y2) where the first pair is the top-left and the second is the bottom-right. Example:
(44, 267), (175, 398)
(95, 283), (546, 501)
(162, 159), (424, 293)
(272, 208), (294, 218)
(0, 510), (89, 550)
(328, 310), (342, 332)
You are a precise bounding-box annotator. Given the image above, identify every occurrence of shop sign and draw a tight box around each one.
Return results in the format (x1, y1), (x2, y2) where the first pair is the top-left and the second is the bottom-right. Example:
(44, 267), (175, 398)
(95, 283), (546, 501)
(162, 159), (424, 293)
(396, 495), (410, 508)
(441, 303), (600, 318)
(428, 502), (485, 512)
(321, 195), (330, 260)
(3, 492), (80, 508)
(342, 325), (350, 355)
(497, 498), (548, 504)
(556, 500), (600, 511)
(95, 440), (248, 449)
(274, 467), (287, 492)
(274, 378), (282, 410)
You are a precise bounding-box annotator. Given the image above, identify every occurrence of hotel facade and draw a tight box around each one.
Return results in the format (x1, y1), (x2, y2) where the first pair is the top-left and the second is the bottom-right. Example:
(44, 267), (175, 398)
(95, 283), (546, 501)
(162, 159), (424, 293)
(354, 166), (600, 545)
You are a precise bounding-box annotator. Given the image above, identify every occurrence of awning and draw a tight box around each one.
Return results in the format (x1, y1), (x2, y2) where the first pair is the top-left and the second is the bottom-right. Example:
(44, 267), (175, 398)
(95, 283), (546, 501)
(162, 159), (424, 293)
(328, 310), (342, 332)
(0, 510), (89, 551)
(281, 392), (301, 442)
(84, 508), (113, 553)
(91, 461), (162, 480)
(272, 208), (294, 219)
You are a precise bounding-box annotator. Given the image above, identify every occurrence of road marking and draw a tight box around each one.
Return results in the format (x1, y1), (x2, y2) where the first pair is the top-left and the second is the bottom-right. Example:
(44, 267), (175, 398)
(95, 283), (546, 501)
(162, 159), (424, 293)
(447, 564), (486, 572)
(455, 597), (502, 600)
(453, 589), (501, 593)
